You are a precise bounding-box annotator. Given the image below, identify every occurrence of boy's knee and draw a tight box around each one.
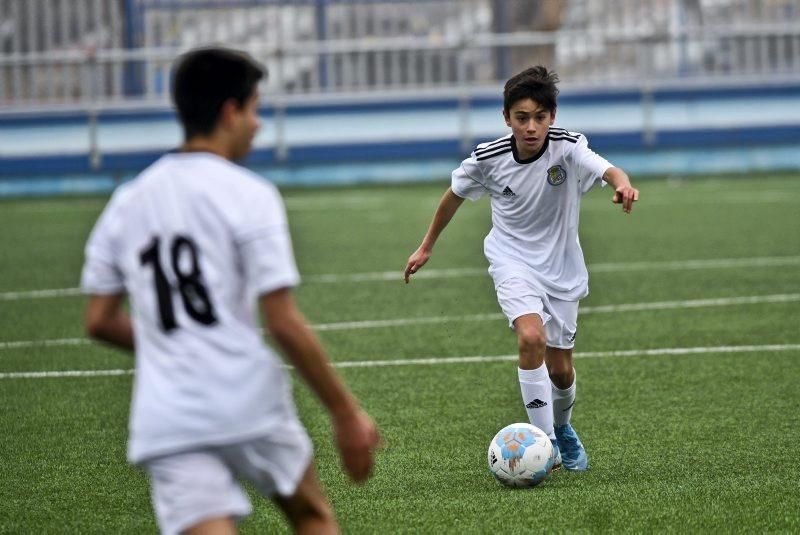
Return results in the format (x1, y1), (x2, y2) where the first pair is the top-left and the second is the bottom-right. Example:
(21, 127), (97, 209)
(277, 467), (338, 533)
(307, 500), (336, 526)
(517, 327), (546, 357)
(548, 367), (572, 387)
(289, 498), (335, 532)
(517, 328), (547, 354)
(547, 357), (574, 388)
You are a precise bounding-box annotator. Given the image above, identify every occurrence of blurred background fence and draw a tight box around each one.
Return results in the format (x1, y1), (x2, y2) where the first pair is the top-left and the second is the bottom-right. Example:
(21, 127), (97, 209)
(2, 0), (799, 107)
(1, 0), (799, 193)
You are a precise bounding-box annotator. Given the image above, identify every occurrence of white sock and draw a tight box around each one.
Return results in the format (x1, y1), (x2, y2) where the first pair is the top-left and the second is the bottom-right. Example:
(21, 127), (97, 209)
(518, 363), (554, 440)
(552, 369), (576, 428)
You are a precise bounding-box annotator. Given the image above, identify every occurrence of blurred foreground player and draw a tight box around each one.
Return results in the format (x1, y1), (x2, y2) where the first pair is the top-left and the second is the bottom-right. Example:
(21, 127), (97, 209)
(404, 66), (638, 472)
(81, 47), (379, 535)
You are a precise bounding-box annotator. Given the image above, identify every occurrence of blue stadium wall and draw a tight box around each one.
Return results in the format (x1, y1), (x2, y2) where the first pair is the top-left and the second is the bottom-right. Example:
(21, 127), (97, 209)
(1, 83), (799, 196)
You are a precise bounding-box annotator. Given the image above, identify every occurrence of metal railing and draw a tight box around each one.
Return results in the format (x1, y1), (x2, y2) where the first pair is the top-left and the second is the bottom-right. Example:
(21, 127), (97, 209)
(0, 0), (124, 104)
(1, 0), (799, 111)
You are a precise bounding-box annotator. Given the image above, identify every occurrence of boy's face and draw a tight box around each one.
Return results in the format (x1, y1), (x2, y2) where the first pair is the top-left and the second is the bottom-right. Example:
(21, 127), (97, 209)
(504, 98), (555, 158)
(228, 89), (261, 161)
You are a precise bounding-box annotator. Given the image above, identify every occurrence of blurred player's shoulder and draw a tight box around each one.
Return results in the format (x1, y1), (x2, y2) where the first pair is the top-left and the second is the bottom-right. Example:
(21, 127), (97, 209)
(139, 151), (276, 197)
(105, 152), (281, 225)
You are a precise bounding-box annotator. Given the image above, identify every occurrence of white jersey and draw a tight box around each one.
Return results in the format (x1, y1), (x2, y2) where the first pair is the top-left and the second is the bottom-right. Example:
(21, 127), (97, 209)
(451, 128), (612, 300)
(80, 152), (301, 464)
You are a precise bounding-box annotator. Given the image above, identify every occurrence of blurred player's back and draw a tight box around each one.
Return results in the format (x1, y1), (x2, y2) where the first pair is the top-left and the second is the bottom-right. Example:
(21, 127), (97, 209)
(82, 46), (378, 535)
(84, 151), (301, 464)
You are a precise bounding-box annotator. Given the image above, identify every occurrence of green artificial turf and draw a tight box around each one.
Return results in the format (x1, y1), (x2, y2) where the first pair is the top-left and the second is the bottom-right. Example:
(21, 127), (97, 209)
(1, 174), (799, 533)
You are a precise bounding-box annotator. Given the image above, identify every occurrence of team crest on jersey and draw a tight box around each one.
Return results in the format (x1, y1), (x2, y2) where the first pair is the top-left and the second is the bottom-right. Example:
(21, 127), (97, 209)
(547, 165), (567, 186)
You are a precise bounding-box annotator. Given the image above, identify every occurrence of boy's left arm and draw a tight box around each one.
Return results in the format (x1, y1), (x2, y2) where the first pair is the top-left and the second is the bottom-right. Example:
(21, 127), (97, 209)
(84, 293), (135, 351)
(603, 167), (639, 214)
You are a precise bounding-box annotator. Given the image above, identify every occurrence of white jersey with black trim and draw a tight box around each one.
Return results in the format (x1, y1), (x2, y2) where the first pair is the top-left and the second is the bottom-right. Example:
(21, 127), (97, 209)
(80, 152), (301, 464)
(451, 128), (613, 300)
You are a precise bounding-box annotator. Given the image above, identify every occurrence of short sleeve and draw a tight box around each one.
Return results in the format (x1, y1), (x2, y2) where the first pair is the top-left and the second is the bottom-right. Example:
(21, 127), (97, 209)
(235, 184), (300, 297)
(572, 135), (613, 195)
(450, 153), (490, 201)
(80, 200), (125, 295)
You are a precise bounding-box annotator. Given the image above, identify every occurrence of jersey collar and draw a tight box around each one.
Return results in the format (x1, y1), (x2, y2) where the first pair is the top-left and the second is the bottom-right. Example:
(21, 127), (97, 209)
(511, 135), (549, 165)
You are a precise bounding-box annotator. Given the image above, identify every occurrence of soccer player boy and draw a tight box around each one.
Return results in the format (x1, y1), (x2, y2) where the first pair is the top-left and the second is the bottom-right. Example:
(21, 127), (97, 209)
(404, 66), (638, 471)
(81, 47), (380, 534)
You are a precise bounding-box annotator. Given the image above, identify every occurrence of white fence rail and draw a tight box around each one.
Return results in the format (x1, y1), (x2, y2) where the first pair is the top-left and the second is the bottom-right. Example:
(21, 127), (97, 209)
(1, 0), (800, 111)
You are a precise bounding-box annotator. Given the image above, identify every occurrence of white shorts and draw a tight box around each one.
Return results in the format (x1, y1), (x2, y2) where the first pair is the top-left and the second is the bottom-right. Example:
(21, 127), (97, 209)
(143, 421), (312, 535)
(495, 277), (579, 349)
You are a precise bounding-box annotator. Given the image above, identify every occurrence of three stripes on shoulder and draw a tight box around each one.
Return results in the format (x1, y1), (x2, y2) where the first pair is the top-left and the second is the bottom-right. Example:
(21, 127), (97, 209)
(473, 129), (581, 162)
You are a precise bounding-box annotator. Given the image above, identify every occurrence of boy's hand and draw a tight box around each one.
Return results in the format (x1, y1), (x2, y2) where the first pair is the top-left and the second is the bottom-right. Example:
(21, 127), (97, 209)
(404, 246), (431, 283)
(612, 185), (639, 213)
(333, 408), (381, 483)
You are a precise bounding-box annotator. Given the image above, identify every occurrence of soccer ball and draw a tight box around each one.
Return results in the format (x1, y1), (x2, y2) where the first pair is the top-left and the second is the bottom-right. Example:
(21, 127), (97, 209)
(488, 423), (554, 488)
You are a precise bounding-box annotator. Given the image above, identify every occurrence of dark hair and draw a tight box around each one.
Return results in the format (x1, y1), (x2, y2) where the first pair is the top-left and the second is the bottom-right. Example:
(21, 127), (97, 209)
(171, 47), (266, 139)
(503, 66), (560, 115)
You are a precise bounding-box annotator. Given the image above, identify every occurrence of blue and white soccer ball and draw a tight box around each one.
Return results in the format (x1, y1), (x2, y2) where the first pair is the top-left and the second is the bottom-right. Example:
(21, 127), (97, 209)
(488, 423), (554, 488)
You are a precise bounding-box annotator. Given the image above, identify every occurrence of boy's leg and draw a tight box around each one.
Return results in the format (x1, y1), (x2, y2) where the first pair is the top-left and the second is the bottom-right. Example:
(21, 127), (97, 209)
(184, 517), (237, 535)
(273, 464), (337, 535)
(547, 347), (588, 471)
(494, 277), (560, 465)
(543, 297), (588, 471)
(546, 346), (576, 426)
(145, 450), (252, 535)
(220, 419), (332, 533)
(514, 313), (554, 442)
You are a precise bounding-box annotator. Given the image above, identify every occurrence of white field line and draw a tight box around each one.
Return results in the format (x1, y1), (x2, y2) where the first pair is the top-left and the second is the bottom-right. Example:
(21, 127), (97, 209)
(8, 189), (794, 215)
(307, 266), (485, 283)
(0, 338), (91, 350)
(302, 255), (800, 282)
(315, 293), (800, 331)
(1, 293), (798, 351)
(283, 196), (382, 211)
(585, 255), (800, 273)
(581, 191), (800, 209)
(3, 255), (800, 301)
(1, 369), (134, 379)
(2, 343), (798, 379)
(333, 344), (800, 368)
(0, 287), (83, 300)
(5, 197), (380, 214)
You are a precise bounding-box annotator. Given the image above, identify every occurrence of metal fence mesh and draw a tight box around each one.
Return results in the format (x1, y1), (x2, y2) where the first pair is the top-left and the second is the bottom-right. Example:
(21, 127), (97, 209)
(1, 0), (798, 109)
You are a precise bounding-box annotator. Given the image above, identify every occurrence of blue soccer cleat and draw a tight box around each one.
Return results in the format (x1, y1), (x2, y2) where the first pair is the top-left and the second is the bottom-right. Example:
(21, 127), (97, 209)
(550, 439), (562, 471)
(554, 424), (589, 471)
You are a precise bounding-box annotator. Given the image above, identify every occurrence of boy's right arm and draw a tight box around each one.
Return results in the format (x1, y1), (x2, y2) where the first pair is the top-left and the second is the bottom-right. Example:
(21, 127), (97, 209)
(404, 187), (465, 283)
(260, 288), (380, 483)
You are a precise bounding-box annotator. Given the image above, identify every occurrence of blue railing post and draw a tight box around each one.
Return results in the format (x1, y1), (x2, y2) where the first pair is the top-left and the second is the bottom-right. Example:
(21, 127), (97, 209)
(315, 0), (329, 89)
(123, 0), (145, 96)
(493, 0), (510, 81)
